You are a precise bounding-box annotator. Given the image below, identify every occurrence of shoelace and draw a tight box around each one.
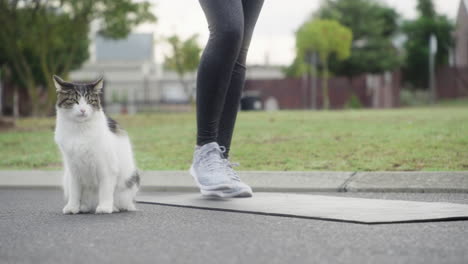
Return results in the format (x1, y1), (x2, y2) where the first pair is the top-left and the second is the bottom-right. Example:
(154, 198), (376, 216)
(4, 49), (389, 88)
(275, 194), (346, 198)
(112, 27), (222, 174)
(223, 158), (241, 181)
(197, 145), (241, 181)
(218, 146), (241, 181)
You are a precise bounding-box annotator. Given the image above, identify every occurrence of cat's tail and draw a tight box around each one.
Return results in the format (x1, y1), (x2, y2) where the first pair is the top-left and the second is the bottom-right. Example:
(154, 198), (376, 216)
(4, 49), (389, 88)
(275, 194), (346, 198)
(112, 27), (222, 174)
(125, 170), (140, 189)
(115, 169), (140, 211)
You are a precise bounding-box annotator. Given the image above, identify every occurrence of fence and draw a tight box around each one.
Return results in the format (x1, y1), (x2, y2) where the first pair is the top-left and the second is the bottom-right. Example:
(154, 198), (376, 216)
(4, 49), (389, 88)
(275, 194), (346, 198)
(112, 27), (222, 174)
(1, 71), (403, 116)
(436, 66), (468, 99)
(244, 72), (401, 110)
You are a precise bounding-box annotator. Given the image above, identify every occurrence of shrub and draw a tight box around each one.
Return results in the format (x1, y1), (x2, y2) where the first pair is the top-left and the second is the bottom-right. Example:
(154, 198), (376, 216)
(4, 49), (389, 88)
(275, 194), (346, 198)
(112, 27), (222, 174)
(345, 94), (363, 109)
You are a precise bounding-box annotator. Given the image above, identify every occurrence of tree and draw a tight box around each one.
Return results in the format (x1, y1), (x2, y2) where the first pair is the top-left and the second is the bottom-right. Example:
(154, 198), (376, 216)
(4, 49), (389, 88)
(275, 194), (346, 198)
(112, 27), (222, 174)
(417, 0), (436, 18)
(296, 19), (352, 109)
(313, 0), (401, 77)
(0, 0), (156, 116)
(402, 0), (453, 89)
(163, 34), (202, 104)
(0, 4), (89, 116)
(282, 56), (311, 78)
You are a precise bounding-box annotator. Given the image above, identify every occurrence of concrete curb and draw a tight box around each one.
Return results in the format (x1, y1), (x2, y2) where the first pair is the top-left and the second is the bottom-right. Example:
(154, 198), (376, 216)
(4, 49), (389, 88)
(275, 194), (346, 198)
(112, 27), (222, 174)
(0, 170), (467, 193)
(346, 171), (468, 193)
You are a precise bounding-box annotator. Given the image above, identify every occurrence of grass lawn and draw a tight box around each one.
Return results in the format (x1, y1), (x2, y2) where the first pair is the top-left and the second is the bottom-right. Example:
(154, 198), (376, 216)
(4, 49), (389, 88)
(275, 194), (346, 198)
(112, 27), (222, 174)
(1, 105), (467, 171)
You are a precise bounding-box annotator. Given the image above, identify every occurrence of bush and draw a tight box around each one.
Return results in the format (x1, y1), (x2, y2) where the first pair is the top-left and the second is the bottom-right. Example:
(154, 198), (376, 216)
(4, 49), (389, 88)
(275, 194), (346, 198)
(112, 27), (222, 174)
(345, 94), (363, 109)
(399, 89), (431, 106)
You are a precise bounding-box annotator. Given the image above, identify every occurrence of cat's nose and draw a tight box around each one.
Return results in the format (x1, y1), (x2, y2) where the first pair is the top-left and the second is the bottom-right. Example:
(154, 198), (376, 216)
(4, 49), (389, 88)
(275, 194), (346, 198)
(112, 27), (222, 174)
(80, 109), (86, 114)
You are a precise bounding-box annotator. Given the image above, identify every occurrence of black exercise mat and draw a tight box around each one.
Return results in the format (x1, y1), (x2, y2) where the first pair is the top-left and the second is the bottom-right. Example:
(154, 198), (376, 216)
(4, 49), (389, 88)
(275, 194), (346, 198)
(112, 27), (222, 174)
(137, 193), (468, 224)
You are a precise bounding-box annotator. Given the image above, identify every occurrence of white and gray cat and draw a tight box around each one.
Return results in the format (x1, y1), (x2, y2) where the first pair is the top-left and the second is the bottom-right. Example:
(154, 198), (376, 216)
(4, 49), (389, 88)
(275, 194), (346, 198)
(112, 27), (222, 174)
(53, 75), (139, 214)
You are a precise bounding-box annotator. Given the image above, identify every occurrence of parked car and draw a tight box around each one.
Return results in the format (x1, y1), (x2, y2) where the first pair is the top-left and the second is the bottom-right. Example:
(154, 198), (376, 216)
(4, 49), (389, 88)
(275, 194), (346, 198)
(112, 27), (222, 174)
(241, 95), (262, 111)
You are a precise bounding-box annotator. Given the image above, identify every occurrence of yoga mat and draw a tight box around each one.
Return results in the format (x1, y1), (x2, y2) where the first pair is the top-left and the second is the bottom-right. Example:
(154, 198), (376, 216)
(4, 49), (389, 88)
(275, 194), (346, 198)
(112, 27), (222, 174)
(137, 193), (468, 224)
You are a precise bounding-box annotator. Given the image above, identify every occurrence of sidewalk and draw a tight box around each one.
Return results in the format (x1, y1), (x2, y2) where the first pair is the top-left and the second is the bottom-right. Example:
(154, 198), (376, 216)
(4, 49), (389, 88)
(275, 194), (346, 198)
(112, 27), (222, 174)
(0, 170), (467, 193)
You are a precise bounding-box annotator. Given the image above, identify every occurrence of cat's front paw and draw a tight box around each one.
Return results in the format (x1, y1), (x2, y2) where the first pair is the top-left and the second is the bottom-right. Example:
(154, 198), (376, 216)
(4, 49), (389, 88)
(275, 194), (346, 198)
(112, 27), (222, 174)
(123, 203), (137, 212)
(95, 204), (113, 214)
(63, 203), (80, 214)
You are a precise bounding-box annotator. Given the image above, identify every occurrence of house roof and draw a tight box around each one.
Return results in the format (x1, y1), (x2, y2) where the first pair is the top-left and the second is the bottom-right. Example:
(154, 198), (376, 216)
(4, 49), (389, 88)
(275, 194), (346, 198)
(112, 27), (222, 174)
(456, 0), (468, 26)
(95, 33), (154, 62)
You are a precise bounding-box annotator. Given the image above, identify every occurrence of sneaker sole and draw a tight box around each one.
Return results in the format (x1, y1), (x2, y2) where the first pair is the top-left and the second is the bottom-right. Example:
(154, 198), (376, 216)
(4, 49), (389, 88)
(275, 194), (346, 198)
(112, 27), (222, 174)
(200, 187), (253, 198)
(189, 165), (234, 191)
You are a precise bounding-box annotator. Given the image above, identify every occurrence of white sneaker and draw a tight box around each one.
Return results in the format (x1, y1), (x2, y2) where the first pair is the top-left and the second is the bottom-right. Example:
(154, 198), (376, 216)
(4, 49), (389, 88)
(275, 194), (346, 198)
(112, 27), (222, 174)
(200, 157), (253, 198)
(189, 142), (235, 191)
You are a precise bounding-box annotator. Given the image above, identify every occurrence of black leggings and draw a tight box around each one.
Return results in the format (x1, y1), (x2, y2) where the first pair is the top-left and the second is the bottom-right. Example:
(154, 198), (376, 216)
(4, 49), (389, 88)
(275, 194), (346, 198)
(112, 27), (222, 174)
(196, 0), (264, 158)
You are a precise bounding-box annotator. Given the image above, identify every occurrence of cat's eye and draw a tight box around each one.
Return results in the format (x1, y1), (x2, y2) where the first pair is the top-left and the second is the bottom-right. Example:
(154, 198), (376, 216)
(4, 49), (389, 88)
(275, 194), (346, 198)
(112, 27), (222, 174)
(68, 98), (79, 104)
(60, 98), (78, 107)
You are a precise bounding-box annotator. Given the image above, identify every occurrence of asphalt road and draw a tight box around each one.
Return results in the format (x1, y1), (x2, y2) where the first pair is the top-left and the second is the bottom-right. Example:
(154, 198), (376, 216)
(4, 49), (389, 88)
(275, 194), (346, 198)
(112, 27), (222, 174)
(1, 189), (467, 264)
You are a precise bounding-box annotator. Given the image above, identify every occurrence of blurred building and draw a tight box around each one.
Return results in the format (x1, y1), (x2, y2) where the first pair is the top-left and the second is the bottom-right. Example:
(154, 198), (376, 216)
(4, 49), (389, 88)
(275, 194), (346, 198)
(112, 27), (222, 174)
(72, 32), (206, 113)
(70, 33), (165, 114)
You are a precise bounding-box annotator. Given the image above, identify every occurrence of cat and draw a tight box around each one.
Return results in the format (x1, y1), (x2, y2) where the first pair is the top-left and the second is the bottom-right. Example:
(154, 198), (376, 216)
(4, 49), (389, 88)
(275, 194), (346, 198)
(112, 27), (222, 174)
(53, 75), (140, 214)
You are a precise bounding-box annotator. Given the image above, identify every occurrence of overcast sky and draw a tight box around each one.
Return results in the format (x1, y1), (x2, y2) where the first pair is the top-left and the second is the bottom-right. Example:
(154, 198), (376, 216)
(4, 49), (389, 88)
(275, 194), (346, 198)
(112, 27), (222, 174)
(136, 0), (461, 66)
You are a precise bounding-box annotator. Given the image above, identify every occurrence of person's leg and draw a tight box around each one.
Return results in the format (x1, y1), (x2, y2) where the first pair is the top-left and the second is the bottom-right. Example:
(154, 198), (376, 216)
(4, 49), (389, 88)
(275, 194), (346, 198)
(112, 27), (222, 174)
(196, 0), (244, 147)
(190, 0), (245, 196)
(216, 0), (265, 158)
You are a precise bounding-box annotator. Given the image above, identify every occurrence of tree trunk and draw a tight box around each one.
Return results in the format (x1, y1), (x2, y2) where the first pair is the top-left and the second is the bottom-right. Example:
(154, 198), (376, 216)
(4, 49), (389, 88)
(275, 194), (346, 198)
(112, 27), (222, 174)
(26, 81), (40, 116)
(40, 53), (57, 116)
(180, 77), (195, 110)
(322, 56), (330, 110)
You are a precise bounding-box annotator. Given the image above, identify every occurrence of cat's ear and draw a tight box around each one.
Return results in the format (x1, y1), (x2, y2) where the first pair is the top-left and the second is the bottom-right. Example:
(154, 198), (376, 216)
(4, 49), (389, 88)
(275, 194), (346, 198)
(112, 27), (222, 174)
(53, 75), (71, 92)
(91, 76), (104, 93)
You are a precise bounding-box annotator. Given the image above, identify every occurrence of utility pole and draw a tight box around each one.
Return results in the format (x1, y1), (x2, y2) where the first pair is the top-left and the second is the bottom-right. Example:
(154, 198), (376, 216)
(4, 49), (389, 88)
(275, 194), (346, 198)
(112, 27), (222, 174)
(429, 34), (437, 103)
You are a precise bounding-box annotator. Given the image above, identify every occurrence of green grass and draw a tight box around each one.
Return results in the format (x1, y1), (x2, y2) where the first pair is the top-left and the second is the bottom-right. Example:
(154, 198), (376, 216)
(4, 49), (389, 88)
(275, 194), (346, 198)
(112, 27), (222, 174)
(434, 98), (468, 107)
(1, 105), (468, 171)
